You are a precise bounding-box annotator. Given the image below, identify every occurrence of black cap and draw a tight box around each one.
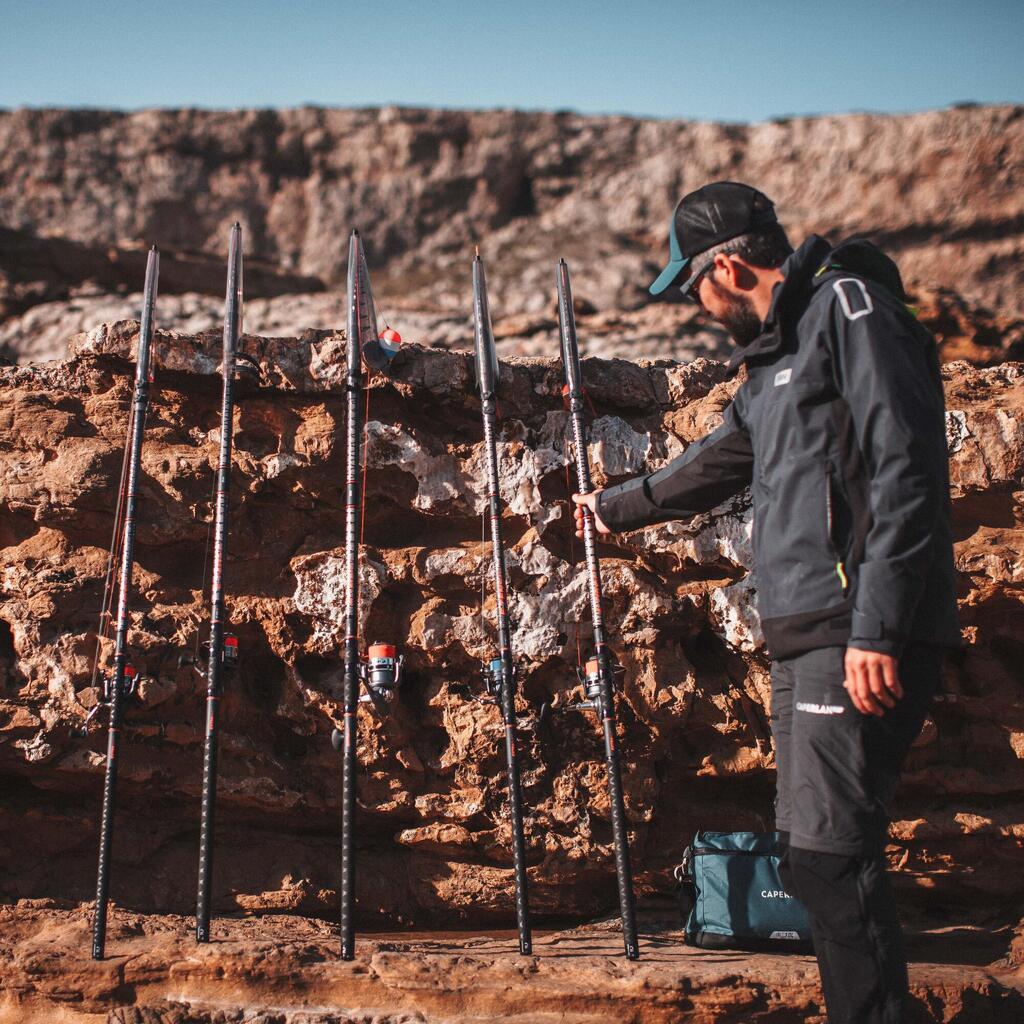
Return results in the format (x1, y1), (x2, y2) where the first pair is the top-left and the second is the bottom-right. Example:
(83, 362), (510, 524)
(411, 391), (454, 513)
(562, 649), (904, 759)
(649, 182), (779, 295)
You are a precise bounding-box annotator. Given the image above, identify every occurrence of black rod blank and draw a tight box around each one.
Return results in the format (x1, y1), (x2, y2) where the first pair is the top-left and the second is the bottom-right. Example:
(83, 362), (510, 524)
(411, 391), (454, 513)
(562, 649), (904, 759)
(339, 229), (374, 960)
(556, 258), (640, 961)
(195, 223), (243, 943)
(91, 246), (160, 960)
(472, 252), (533, 955)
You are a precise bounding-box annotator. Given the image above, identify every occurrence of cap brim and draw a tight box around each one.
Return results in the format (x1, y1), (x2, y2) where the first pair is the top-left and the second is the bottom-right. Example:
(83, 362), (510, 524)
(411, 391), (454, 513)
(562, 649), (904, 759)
(648, 256), (691, 296)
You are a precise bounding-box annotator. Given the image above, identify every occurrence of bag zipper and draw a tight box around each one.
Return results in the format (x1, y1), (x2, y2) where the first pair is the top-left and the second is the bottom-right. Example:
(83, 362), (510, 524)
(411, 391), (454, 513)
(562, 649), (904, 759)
(690, 847), (779, 857)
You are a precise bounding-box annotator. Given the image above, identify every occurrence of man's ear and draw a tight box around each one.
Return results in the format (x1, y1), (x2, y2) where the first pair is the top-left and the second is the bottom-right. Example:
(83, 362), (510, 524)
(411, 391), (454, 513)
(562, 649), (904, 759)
(714, 252), (739, 287)
(720, 254), (758, 291)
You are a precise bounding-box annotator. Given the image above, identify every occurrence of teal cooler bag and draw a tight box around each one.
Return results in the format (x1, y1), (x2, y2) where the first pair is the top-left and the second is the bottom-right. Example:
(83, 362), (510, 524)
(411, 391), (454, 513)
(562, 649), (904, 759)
(675, 831), (813, 952)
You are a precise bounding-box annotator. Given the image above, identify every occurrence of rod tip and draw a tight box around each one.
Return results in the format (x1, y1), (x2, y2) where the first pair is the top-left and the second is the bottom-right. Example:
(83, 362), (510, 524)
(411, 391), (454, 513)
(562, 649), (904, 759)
(474, 245), (480, 258)
(150, 244), (158, 252)
(232, 221), (241, 229)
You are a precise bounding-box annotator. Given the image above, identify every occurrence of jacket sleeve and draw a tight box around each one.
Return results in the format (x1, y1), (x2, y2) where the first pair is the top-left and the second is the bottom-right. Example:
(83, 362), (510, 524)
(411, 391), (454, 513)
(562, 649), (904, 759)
(595, 394), (753, 532)
(827, 282), (949, 656)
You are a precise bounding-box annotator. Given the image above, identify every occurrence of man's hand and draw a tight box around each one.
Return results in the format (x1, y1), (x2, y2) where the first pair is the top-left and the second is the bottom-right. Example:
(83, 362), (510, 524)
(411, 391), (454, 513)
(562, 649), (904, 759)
(571, 490), (612, 539)
(844, 646), (903, 716)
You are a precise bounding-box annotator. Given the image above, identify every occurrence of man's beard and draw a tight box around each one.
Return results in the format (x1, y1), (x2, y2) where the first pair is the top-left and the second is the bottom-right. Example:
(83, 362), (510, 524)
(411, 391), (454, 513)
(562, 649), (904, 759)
(706, 278), (763, 346)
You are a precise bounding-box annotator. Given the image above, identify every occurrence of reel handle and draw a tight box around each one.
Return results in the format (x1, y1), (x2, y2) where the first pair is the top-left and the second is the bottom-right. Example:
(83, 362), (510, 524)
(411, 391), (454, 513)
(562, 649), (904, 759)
(74, 664), (144, 737)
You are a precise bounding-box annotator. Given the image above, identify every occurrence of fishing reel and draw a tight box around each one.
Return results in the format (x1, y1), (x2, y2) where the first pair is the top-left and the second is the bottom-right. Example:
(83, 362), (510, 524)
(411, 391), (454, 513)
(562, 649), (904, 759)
(178, 633), (240, 677)
(563, 656), (625, 719)
(450, 657), (505, 707)
(481, 657), (505, 701)
(360, 642), (404, 710)
(449, 657), (548, 730)
(73, 664), (141, 737)
(330, 642), (404, 749)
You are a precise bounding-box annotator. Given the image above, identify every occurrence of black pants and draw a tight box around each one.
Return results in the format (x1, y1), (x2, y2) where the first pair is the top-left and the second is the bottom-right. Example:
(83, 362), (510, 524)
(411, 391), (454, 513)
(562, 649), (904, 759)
(771, 645), (941, 1024)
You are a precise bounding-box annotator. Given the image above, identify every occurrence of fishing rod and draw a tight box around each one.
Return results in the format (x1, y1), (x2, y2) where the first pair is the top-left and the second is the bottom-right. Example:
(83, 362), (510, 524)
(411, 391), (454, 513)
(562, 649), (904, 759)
(86, 246), (159, 960)
(194, 223), (243, 943)
(465, 250), (533, 955)
(556, 258), (640, 961)
(334, 230), (404, 961)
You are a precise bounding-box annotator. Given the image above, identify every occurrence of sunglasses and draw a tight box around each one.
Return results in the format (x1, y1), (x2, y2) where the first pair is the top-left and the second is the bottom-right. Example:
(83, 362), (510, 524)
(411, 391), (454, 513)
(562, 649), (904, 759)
(680, 262), (714, 307)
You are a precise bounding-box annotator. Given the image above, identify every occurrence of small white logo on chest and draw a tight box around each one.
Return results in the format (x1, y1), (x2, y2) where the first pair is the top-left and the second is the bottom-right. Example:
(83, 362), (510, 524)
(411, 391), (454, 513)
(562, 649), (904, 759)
(774, 368), (792, 386)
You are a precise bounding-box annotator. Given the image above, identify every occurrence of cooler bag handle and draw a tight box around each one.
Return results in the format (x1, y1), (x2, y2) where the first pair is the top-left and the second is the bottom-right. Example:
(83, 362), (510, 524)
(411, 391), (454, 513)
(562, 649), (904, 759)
(674, 848), (697, 921)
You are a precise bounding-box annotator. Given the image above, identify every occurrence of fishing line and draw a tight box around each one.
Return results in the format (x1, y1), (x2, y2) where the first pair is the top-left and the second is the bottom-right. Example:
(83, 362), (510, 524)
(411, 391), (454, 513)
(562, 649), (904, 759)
(480, 508), (489, 653)
(564, 461), (584, 671)
(358, 372), (371, 549)
(90, 408), (133, 692)
(192, 440), (219, 662)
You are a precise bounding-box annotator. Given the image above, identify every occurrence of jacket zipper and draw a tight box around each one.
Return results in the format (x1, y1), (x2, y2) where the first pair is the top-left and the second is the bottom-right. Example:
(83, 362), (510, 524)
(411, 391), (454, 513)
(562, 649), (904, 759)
(825, 471), (849, 594)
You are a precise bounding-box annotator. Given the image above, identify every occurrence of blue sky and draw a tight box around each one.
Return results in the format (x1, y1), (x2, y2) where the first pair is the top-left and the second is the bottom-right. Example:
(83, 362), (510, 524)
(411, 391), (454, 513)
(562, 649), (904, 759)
(1, 0), (1021, 121)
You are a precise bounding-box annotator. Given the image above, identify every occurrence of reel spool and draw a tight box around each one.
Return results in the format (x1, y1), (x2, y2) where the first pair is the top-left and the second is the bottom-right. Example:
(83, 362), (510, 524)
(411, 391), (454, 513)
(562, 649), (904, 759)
(580, 658), (602, 706)
(178, 634), (239, 675)
(481, 657), (504, 700)
(331, 641), (404, 749)
(120, 664), (140, 700)
(564, 655), (624, 717)
(360, 642), (403, 709)
(222, 633), (239, 668)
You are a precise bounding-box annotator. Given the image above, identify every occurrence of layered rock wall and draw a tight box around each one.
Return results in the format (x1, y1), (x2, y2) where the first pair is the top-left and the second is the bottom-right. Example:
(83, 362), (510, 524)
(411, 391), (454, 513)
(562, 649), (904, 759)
(0, 328), (1021, 934)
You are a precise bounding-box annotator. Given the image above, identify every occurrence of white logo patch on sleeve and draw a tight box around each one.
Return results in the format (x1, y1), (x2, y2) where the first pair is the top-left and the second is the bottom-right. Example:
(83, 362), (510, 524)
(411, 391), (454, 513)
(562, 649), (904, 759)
(774, 368), (792, 386)
(833, 278), (874, 321)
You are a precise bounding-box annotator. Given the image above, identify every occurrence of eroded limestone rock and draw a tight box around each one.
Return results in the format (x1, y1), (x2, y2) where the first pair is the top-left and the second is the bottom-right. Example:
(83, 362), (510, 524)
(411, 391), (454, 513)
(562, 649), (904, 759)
(0, 331), (1021, 939)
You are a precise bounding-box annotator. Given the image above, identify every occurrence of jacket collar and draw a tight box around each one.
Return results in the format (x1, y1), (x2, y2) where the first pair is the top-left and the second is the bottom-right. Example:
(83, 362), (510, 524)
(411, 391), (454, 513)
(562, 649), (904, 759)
(728, 235), (833, 370)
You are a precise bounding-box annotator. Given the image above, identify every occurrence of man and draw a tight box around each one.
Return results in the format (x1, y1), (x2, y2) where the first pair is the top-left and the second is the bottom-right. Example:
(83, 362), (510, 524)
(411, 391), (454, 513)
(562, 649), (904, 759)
(573, 182), (959, 1023)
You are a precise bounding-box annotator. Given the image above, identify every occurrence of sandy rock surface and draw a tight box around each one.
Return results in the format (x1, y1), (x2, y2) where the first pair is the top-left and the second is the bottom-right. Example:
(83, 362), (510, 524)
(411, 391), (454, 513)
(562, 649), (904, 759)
(0, 903), (1021, 1023)
(0, 289), (735, 368)
(4, 279), (1019, 370)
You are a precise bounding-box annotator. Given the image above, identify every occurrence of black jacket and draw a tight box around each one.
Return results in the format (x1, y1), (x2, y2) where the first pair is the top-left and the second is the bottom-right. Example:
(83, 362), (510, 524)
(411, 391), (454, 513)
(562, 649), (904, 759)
(597, 235), (960, 660)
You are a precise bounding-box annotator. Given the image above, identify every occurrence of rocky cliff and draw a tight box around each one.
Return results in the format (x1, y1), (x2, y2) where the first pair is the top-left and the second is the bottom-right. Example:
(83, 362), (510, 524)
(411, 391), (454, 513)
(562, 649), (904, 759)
(1, 327), (1021, 949)
(1, 104), (1022, 364)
